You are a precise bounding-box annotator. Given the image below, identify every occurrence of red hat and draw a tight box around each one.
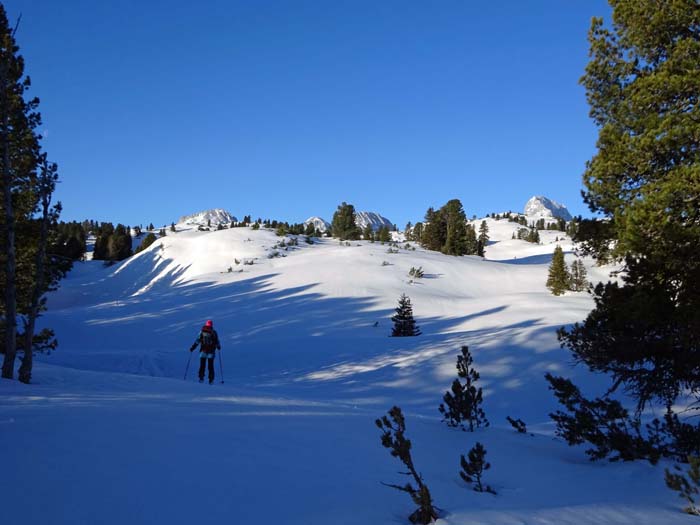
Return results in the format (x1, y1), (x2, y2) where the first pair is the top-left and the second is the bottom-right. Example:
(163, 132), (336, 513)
(205, 320), (213, 327)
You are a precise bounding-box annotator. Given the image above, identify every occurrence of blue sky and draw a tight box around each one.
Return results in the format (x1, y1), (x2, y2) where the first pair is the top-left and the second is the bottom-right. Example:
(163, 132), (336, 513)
(9, 0), (611, 228)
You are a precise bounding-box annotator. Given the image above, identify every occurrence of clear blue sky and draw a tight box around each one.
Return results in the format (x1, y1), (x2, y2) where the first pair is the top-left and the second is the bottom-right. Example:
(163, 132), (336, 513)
(8, 0), (611, 228)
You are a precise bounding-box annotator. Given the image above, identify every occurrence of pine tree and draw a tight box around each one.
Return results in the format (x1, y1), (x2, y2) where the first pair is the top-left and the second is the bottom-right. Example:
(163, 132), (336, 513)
(376, 406), (439, 524)
(552, 1), (700, 443)
(391, 294), (421, 337)
(569, 259), (588, 292)
(421, 207), (444, 252)
(362, 222), (373, 241)
(459, 442), (496, 494)
(110, 224), (132, 260)
(0, 8), (63, 379)
(378, 225), (391, 243)
(18, 157), (59, 383)
(441, 199), (468, 255)
(412, 222), (423, 243)
(464, 224), (478, 255)
(546, 245), (570, 296)
(477, 220), (489, 257)
(438, 345), (488, 431)
(134, 233), (157, 254)
(331, 202), (361, 240)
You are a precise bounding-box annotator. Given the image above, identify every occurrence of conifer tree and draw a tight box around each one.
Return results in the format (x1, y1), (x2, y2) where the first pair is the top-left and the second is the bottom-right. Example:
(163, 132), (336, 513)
(378, 225), (391, 243)
(459, 442), (496, 494)
(18, 157), (59, 383)
(412, 222), (423, 243)
(361, 223), (372, 241)
(391, 294), (421, 337)
(134, 233), (157, 254)
(0, 7), (63, 379)
(477, 220), (489, 256)
(550, 1), (700, 451)
(441, 199), (468, 255)
(464, 224), (478, 255)
(546, 245), (570, 296)
(421, 207), (444, 252)
(331, 202), (361, 240)
(438, 345), (488, 431)
(569, 259), (588, 292)
(376, 406), (439, 524)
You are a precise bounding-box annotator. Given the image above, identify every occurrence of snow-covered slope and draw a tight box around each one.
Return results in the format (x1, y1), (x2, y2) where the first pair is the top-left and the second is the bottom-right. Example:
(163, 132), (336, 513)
(355, 210), (393, 231)
(304, 216), (330, 233)
(1, 222), (682, 525)
(178, 208), (237, 226)
(524, 196), (572, 221)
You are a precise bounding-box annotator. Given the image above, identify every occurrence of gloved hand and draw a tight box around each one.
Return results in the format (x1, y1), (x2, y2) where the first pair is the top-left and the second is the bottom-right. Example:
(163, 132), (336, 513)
(189, 346), (196, 352)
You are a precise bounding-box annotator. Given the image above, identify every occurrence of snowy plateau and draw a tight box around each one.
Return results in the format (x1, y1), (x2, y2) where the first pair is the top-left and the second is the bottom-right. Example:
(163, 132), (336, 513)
(1, 211), (690, 525)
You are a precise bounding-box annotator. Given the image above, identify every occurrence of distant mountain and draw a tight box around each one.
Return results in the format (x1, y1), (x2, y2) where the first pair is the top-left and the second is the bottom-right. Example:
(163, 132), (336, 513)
(355, 211), (393, 232)
(523, 196), (572, 221)
(304, 216), (331, 233)
(178, 209), (237, 226)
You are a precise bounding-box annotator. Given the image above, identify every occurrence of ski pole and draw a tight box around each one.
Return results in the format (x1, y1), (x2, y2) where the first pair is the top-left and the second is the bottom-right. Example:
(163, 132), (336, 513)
(218, 349), (225, 384)
(184, 351), (192, 380)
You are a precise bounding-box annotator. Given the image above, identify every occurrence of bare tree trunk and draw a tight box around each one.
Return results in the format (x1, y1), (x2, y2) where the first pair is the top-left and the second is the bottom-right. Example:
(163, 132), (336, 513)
(0, 61), (16, 380)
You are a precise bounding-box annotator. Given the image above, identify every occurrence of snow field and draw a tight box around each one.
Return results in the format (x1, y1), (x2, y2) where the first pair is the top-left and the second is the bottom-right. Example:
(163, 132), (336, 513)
(0, 221), (688, 524)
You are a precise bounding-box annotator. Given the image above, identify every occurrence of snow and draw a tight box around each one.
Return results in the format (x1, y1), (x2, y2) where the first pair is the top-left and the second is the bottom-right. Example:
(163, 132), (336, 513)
(355, 210), (394, 232)
(0, 220), (688, 524)
(177, 208), (237, 226)
(523, 196), (573, 221)
(304, 216), (331, 233)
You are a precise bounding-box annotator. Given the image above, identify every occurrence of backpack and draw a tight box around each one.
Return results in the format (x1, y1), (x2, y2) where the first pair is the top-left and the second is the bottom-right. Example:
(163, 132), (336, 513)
(200, 329), (216, 352)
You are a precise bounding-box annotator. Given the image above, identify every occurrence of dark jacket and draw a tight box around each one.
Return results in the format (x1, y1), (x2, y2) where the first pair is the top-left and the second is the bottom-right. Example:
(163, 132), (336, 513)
(190, 326), (221, 355)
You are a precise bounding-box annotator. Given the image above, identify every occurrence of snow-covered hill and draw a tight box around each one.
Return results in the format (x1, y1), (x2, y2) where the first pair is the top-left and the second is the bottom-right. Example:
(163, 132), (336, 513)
(523, 196), (572, 221)
(355, 210), (394, 231)
(178, 208), (237, 226)
(1, 220), (682, 525)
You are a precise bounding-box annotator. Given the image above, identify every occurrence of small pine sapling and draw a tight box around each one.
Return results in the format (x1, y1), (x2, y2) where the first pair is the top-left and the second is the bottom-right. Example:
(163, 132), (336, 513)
(459, 442), (496, 494)
(506, 416), (528, 434)
(408, 266), (424, 279)
(376, 406), (439, 524)
(391, 294), (421, 337)
(665, 456), (700, 515)
(438, 346), (489, 431)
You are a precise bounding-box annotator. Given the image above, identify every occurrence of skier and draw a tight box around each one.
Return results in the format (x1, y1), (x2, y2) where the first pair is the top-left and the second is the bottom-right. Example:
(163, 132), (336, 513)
(189, 319), (221, 384)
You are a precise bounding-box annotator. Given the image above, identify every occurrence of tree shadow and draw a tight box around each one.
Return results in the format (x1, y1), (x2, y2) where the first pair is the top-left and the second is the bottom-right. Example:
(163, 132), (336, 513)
(491, 249), (575, 266)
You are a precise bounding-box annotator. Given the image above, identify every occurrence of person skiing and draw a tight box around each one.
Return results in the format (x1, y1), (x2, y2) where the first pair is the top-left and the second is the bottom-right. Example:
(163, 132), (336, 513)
(189, 319), (221, 384)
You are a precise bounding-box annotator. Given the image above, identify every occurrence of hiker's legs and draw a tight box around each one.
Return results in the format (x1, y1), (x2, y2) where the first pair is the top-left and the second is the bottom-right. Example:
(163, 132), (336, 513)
(208, 357), (215, 382)
(198, 357), (207, 380)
